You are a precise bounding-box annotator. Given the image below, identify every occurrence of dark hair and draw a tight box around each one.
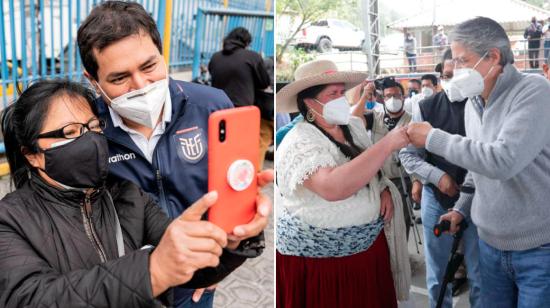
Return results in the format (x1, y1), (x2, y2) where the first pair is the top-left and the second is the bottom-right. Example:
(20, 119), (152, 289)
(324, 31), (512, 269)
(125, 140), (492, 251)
(436, 48), (453, 74)
(296, 84), (327, 119)
(378, 77), (404, 95)
(442, 48), (453, 64)
(2, 80), (98, 188)
(296, 84), (363, 159)
(408, 79), (421, 87)
(226, 27), (252, 46)
(421, 74), (438, 86)
(77, 1), (162, 81)
(222, 27), (252, 54)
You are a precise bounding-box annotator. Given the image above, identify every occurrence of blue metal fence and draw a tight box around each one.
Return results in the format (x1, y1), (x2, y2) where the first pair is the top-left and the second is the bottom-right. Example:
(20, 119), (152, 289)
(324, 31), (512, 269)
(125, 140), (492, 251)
(191, 7), (274, 78)
(0, 0), (271, 107)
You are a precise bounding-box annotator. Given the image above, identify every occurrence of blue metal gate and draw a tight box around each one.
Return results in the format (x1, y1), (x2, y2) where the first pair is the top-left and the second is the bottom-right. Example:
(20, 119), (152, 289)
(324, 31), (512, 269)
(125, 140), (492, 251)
(191, 7), (274, 78)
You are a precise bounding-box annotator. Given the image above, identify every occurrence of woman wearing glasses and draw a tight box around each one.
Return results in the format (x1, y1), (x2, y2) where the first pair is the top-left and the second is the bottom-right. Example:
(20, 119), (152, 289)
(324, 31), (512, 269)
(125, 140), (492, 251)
(0, 80), (249, 307)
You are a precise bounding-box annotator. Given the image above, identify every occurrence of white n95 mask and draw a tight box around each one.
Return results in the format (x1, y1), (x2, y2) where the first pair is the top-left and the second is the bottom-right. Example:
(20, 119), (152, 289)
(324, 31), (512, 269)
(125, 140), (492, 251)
(421, 86), (434, 98)
(449, 51), (494, 99)
(99, 78), (168, 128)
(385, 97), (403, 113)
(450, 68), (484, 99)
(441, 79), (465, 102)
(312, 96), (351, 125)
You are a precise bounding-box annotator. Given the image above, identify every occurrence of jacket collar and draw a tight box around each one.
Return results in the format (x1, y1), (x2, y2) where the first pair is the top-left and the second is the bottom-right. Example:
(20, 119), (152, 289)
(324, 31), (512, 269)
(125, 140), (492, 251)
(29, 171), (105, 208)
(487, 64), (522, 107)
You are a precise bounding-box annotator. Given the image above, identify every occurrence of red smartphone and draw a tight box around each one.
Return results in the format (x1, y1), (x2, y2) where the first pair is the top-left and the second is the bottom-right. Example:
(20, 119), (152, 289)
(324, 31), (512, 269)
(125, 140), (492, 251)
(208, 106), (260, 233)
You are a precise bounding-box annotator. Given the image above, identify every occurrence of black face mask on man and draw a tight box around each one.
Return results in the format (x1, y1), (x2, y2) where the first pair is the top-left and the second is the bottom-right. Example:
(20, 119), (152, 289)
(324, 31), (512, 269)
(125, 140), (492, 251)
(40, 132), (109, 189)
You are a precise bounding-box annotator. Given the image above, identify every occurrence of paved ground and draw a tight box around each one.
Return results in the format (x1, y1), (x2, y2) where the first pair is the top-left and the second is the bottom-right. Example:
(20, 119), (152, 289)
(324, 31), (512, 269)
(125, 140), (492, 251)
(402, 208), (471, 308)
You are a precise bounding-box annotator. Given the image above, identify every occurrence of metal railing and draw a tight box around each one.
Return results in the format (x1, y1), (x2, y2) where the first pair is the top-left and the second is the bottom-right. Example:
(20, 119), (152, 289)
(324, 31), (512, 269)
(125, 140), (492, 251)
(168, 0), (272, 69)
(308, 38), (550, 80)
(191, 7), (274, 78)
(378, 39), (550, 75)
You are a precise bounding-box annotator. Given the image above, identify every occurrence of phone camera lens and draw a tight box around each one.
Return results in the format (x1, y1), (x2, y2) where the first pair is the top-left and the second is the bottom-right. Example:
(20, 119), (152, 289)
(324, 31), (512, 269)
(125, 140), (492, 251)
(219, 120), (226, 142)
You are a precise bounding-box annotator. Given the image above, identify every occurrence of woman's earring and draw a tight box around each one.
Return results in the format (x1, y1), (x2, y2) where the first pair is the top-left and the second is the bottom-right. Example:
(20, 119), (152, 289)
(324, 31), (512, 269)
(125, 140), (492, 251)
(306, 109), (316, 122)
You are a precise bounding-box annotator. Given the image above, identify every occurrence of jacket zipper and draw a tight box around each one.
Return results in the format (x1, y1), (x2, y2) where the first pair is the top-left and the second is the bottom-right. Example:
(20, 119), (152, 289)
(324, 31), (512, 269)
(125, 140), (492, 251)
(80, 190), (108, 263)
(155, 168), (171, 218)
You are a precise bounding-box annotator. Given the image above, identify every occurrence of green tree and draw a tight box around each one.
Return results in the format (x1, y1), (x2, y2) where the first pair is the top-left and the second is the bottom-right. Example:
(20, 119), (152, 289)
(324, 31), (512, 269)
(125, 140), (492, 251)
(276, 0), (339, 62)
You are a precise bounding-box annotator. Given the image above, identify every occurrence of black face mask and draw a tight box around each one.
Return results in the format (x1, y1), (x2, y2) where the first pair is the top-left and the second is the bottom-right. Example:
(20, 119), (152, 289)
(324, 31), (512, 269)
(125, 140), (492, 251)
(41, 132), (109, 189)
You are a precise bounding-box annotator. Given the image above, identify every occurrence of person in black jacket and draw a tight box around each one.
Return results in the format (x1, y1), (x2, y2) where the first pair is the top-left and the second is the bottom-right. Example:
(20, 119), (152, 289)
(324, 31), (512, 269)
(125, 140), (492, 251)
(0, 80), (251, 307)
(209, 27), (273, 168)
(208, 27), (271, 107)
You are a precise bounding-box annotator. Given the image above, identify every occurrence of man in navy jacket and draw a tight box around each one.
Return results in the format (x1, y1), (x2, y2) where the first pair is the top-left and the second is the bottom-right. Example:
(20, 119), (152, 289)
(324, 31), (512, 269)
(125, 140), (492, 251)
(77, 2), (272, 307)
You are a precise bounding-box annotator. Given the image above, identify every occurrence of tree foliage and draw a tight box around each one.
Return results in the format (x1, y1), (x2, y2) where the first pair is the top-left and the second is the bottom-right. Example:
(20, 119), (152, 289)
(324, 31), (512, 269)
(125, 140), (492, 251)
(276, 0), (339, 62)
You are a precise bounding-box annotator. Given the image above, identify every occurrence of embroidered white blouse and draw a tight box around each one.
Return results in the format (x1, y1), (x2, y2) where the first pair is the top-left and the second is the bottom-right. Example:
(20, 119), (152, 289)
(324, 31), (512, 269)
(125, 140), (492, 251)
(276, 116), (384, 229)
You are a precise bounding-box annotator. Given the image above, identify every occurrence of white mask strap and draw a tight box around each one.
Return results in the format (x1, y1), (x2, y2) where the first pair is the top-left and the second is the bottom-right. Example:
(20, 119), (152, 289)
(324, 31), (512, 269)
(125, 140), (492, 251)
(453, 50), (489, 71)
(313, 98), (326, 106)
(95, 82), (114, 104)
(472, 51), (489, 70)
(484, 65), (495, 80)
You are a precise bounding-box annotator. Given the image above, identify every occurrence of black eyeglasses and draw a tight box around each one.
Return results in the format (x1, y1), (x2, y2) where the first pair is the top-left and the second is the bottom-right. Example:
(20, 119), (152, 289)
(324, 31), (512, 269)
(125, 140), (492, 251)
(37, 118), (106, 139)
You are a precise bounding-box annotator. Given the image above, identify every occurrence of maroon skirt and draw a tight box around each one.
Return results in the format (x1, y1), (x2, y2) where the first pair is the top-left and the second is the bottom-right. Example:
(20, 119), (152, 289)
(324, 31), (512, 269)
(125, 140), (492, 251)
(276, 230), (397, 308)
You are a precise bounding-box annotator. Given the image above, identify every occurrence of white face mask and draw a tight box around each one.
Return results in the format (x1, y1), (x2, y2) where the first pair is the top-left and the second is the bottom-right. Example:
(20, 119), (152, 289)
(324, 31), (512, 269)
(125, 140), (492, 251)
(385, 97), (403, 113)
(312, 96), (350, 125)
(97, 68), (168, 128)
(450, 51), (493, 99)
(421, 86), (434, 98)
(441, 79), (464, 102)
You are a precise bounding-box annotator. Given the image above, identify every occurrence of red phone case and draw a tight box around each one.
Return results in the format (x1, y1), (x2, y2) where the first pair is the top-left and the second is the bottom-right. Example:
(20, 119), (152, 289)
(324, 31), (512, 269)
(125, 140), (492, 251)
(208, 106), (260, 233)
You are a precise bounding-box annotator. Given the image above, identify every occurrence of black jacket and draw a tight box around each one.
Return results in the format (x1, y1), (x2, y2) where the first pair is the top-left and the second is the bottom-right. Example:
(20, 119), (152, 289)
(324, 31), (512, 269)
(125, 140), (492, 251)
(524, 22), (543, 48)
(208, 40), (271, 107)
(419, 92), (467, 209)
(0, 174), (246, 307)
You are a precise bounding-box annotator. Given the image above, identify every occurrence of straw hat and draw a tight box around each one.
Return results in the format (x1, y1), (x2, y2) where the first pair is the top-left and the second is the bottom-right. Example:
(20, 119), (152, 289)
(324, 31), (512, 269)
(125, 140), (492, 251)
(277, 59), (367, 113)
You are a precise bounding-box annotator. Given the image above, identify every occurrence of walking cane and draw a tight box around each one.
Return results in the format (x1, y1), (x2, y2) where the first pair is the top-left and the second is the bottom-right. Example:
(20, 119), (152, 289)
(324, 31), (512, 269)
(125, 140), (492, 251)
(395, 155), (423, 253)
(433, 219), (468, 308)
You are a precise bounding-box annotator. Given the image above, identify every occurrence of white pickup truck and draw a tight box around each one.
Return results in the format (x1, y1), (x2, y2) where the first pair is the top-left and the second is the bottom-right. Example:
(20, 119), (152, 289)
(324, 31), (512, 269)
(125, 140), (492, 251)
(292, 18), (365, 52)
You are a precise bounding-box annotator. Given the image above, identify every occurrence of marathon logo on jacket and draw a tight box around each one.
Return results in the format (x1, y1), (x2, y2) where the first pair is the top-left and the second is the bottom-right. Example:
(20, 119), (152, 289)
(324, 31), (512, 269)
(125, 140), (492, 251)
(173, 126), (206, 164)
(108, 152), (137, 164)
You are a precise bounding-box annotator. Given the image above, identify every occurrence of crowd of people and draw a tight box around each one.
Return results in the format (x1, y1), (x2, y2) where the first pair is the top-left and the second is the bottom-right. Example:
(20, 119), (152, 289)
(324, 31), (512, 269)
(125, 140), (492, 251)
(404, 16), (550, 74)
(276, 16), (550, 308)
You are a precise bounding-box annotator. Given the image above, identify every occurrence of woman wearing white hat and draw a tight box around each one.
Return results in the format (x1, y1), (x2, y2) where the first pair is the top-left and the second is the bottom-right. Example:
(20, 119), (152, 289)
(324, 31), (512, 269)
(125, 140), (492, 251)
(276, 59), (411, 307)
